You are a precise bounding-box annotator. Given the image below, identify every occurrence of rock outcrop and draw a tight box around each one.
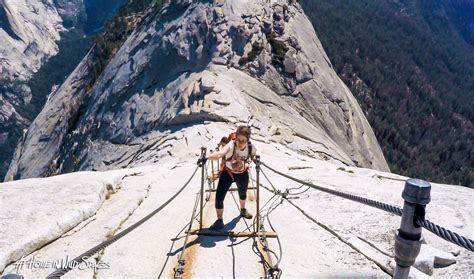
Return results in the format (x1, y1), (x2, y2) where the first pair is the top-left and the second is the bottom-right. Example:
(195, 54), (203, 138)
(6, 0), (389, 181)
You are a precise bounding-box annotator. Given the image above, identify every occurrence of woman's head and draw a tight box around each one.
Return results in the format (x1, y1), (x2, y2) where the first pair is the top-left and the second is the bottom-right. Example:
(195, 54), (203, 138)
(236, 125), (251, 147)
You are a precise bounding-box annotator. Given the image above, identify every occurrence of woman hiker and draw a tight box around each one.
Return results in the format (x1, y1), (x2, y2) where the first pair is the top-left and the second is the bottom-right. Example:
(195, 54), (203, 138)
(197, 125), (257, 230)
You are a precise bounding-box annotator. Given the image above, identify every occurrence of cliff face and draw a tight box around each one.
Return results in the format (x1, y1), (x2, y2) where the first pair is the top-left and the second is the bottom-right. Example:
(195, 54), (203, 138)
(0, 0), (128, 180)
(0, 0), (66, 80)
(0, 0), (124, 80)
(0, 0), (77, 180)
(5, 0), (389, 180)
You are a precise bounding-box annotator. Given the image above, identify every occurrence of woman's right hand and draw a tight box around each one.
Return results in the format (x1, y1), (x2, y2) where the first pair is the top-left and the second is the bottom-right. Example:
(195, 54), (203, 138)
(197, 157), (208, 165)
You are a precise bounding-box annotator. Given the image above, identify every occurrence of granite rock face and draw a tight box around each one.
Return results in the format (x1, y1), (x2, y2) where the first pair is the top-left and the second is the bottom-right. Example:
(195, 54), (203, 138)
(6, 0), (389, 180)
(0, 0), (127, 180)
(0, 0), (70, 180)
(1, 144), (472, 277)
(0, 0), (116, 80)
(1, 3), (471, 278)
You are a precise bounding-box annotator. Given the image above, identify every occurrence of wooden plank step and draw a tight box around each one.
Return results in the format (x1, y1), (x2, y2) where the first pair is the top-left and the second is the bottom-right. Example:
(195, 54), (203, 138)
(187, 229), (277, 238)
(205, 187), (258, 192)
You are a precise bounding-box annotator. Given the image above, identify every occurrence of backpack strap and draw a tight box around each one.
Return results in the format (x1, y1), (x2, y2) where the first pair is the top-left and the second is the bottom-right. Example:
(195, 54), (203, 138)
(218, 141), (236, 177)
(227, 141), (237, 161)
(218, 140), (252, 179)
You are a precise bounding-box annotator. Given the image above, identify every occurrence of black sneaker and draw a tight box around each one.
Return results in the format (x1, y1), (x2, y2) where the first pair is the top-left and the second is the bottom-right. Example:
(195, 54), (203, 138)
(240, 208), (253, 219)
(209, 219), (224, 231)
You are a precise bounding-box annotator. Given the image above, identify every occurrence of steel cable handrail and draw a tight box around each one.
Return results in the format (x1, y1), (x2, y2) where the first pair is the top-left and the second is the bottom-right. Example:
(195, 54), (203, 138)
(174, 190), (202, 279)
(260, 161), (474, 252)
(47, 166), (200, 278)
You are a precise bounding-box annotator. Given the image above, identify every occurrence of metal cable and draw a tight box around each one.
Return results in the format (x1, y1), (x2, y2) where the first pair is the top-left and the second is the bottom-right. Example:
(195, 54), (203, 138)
(174, 190), (202, 279)
(47, 166), (200, 278)
(266, 214), (282, 270)
(204, 162), (213, 201)
(261, 161), (474, 253)
(249, 170), (259, 199)
(229, 190), (254, 233)
(209, 164), (280, 276)
(261, 162), (403, 216)
(250, 174), (283, 278)
(243, 188), (281, 275)
(287, 186), (311, 196)
(418, 219), (474, 252)
(158, 193), (209, 278)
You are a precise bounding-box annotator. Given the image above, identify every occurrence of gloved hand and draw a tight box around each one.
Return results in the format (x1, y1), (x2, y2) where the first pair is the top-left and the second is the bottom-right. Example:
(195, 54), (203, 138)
(197, 157), (208, 166)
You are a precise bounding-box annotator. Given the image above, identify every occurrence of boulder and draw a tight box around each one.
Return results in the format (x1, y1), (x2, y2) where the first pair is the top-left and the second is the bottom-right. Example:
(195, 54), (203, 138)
(284, 53), (298, 74)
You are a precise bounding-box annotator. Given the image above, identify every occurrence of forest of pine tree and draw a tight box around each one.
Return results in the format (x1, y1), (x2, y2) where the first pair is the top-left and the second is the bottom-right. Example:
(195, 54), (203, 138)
(300, 0), (474, 187)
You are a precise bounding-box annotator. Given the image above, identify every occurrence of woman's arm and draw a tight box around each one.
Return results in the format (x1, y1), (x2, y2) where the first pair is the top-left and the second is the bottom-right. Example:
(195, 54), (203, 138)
(251, 145), (257, 162)
(207, 144), (230, 160)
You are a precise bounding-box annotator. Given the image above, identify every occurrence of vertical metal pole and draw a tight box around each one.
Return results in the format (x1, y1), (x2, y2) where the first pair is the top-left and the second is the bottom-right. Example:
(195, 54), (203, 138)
(216, 158), (220, 184)
(216, 145), (221, 189)
(255, 155), (261, 232)
(210, 149), (215, 190)
(199, 147), (206, 230)
(394, 179), (431, 279)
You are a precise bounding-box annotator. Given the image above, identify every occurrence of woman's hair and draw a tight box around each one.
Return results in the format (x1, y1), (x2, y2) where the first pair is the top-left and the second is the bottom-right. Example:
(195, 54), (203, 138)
(220, 136), (230, 146)
(236, 125), (251, 139)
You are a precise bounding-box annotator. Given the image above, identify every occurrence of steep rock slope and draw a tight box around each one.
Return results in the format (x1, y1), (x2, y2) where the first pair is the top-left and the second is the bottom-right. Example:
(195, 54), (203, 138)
(0, 0), (130, 180)
(0, 0), (65, 80)
(0, 0), (71, 178)
(6, 0), (389, 180)
(1, 142), (472, 277)
(0, 0), (126, 80)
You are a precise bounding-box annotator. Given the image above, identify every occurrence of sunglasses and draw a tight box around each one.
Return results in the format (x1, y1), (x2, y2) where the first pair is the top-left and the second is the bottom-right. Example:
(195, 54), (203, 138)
(237, 137), (248, 144)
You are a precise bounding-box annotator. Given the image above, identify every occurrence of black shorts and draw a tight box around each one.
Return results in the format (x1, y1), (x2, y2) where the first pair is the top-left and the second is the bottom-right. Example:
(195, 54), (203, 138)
(215, 170), (249, 209)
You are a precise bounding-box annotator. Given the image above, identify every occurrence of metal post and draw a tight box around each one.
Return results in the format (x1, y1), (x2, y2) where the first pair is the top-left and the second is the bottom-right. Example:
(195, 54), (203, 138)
(394, 179), (431, 279)
(210, 150), (215, 190)
(199, 147), (206, 230)
(255, 155), (261, 232)
(216, 158), (220, 184)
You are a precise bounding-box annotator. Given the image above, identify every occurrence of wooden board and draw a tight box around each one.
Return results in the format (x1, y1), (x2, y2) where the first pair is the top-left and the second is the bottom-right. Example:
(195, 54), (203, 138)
(205, 187), (258, 192)
(187, 229), (277, 238)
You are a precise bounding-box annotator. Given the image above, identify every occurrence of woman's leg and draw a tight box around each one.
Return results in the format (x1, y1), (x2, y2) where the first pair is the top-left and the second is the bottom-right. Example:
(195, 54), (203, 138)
(215, 170), (233, 219)
(234, 171), (249, 209)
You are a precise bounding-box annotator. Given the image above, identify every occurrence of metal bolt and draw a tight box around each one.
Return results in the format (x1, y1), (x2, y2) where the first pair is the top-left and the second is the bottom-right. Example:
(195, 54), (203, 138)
(1, 275), (24, 279)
